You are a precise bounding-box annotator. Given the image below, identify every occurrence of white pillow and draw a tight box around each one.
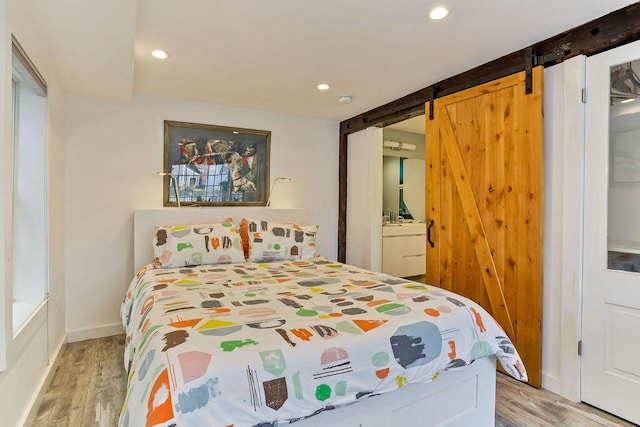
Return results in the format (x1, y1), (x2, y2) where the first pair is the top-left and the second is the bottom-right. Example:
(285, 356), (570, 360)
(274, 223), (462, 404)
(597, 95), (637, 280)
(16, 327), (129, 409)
(243, 218), (318, 262)
(153, 220), (245, 268)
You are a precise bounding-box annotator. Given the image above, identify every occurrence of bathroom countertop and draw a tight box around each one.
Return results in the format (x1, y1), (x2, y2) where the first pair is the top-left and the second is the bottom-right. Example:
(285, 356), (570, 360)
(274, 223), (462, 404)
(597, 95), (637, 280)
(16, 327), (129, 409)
(382, 222), (426, 236)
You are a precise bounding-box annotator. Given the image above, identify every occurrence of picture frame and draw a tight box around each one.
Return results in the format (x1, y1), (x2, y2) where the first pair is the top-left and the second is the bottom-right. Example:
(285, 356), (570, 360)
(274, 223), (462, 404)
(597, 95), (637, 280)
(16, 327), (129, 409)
(163, 120), (271, 206)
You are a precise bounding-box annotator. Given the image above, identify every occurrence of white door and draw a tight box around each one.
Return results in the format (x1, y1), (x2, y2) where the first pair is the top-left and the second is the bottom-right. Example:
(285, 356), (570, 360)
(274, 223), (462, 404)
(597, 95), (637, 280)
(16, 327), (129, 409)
(582, 40), (640, 425)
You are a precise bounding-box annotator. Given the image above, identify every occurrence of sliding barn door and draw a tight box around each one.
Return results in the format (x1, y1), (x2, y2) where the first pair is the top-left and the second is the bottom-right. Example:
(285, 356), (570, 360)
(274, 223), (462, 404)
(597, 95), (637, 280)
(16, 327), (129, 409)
(425, 68), (543, 387)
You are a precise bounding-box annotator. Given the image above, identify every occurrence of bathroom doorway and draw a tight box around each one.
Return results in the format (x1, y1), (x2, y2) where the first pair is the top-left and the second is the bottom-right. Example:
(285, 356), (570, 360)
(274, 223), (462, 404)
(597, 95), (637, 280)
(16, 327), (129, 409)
(381, 116), (427, 282)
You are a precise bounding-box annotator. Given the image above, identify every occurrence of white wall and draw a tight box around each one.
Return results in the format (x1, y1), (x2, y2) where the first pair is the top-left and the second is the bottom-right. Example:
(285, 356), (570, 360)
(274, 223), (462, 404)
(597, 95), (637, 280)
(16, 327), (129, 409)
(346, 127), (383, 271)
(64, 94), (338, 339)
(0, 0), (67, 425)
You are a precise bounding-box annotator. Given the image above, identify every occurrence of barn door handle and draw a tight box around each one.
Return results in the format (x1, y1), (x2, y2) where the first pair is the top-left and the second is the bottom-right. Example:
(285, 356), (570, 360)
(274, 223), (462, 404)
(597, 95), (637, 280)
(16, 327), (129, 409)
(427, 220), (435, 248)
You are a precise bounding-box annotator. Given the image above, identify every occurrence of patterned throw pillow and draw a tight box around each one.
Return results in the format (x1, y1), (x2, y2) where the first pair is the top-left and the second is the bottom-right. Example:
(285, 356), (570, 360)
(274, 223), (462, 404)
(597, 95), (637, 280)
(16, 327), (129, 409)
(243, 218), (318, 262)
(153, 220), (245, 268)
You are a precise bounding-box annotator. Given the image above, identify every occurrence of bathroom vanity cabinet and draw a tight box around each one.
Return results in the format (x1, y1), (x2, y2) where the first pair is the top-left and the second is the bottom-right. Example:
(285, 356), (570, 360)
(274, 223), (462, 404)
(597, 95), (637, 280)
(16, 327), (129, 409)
(382, 223), (426, 277)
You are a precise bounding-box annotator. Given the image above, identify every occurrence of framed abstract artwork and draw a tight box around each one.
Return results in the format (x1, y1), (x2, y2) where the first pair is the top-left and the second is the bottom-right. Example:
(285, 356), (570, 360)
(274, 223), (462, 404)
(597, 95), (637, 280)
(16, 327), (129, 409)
(163, 120), (271, 206)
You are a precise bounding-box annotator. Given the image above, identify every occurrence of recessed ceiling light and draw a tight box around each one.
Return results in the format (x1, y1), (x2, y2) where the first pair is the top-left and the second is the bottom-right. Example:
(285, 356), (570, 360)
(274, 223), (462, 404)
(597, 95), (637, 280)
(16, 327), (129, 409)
(429, 6), (449, 20)
(621, 98), (635, 104)
(152, 50), (169, 59)
(317, 83), (330, 91)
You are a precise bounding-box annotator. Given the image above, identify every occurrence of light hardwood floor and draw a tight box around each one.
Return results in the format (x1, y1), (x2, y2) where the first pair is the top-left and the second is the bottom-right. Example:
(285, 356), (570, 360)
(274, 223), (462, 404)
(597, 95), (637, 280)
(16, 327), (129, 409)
(29, 335), (636, 427)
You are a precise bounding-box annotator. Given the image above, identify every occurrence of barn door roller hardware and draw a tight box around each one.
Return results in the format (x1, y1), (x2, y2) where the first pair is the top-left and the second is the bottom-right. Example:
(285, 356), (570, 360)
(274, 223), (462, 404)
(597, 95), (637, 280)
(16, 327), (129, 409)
(525, 44), (570, 94)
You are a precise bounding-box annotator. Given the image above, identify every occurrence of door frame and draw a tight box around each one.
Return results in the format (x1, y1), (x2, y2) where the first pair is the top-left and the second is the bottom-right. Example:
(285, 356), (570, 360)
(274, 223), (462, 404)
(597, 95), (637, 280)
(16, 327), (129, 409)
(556, 55), (586, 402)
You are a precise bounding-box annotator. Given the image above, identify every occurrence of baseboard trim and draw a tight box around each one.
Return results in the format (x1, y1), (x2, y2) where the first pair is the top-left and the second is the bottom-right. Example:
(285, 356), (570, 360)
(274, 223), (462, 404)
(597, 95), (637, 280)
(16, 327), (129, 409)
(67, 323), (123, 343)
(542, 372), (561, 394)
(22, 333), (67, 427)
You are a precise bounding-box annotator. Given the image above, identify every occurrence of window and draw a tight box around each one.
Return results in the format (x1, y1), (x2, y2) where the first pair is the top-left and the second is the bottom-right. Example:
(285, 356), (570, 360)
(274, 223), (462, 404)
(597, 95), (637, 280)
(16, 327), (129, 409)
(11, 36), (48, 334)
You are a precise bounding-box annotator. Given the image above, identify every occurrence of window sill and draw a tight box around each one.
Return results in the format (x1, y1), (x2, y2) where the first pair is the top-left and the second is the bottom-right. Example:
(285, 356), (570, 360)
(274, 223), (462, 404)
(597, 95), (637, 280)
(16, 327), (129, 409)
(13, 298), (47, 337)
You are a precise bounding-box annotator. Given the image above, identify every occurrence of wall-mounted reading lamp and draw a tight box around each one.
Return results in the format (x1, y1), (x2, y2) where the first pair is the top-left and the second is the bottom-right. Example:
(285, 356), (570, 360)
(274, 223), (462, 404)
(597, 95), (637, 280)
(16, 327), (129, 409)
(266, 177), (292, 207)
(157, 172), (181, 207)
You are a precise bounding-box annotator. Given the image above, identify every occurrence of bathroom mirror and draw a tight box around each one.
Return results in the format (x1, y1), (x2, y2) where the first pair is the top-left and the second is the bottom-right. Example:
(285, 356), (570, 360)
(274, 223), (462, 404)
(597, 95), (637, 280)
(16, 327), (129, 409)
(382, 156), (425, 222)
(382, 121), (426, 223)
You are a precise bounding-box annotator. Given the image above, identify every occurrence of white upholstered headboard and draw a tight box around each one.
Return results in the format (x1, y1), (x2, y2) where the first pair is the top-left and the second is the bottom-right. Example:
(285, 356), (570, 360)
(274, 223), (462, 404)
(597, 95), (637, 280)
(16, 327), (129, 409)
(133, 208), (306, 272)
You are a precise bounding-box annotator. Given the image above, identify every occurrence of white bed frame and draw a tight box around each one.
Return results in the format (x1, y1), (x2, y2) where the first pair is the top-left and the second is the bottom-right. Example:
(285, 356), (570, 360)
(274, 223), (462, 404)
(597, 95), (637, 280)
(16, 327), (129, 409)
(133, 208), (497, 427)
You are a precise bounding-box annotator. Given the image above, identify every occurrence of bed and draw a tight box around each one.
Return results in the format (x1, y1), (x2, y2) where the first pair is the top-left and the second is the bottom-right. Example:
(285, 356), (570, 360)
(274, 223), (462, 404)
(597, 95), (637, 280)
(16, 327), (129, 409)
(120, 209), (527, 427)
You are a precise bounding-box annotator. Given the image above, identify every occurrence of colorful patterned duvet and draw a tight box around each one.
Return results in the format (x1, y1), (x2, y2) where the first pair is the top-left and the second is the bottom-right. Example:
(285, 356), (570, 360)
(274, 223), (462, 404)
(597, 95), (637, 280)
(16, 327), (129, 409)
(120, 257), (527, 427)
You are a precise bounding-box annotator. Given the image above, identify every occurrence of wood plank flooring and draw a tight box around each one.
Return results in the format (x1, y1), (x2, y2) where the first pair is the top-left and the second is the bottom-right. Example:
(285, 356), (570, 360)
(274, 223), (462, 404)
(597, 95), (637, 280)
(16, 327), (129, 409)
(494, 373), (636, 427)
(29, 335), (636, 427)
(30, 335), (126, 427)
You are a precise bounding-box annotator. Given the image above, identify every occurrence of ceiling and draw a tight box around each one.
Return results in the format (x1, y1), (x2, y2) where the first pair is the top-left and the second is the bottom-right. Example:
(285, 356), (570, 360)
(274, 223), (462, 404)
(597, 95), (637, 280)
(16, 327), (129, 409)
(11, 0), (638, 122)
(387, 115), (426, 135)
